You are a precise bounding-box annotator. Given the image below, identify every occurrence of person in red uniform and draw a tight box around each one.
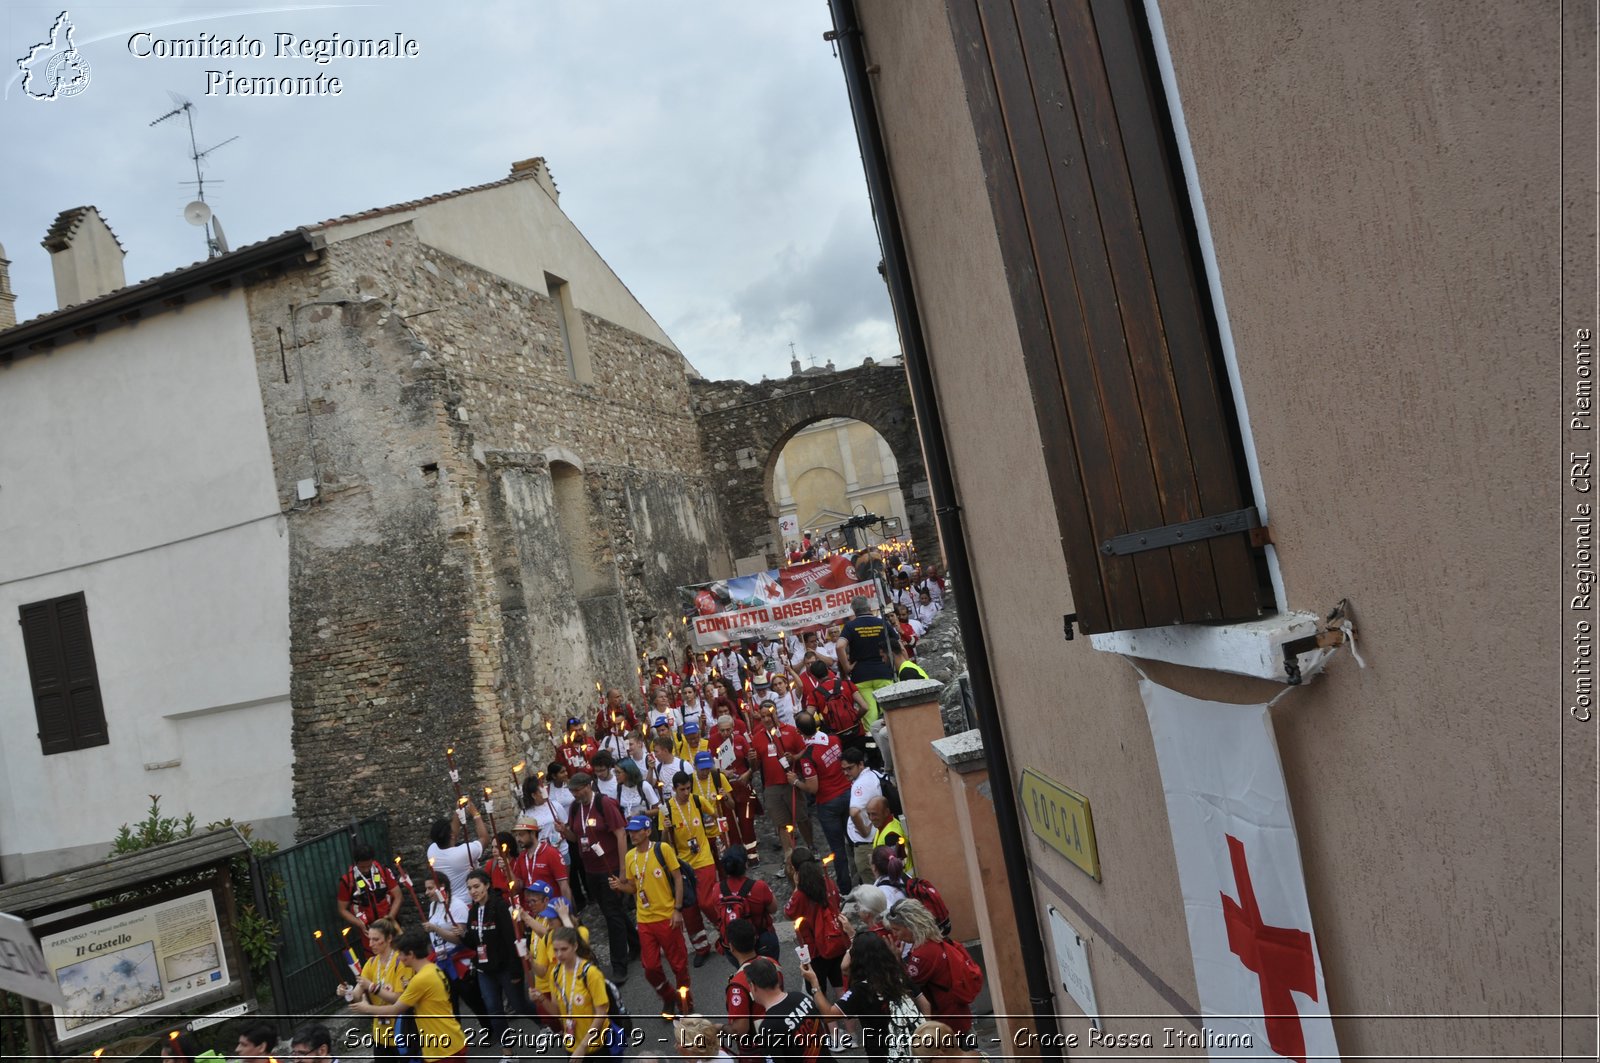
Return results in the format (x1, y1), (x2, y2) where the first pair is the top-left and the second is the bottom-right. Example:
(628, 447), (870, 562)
(595, 688), (639, 744)
(723, 918), (782, 1063)
(887, 900), (973, 1037)
(716, 713), (760, 862)
(557, 717), (599, 774)
(512, 813), (573, 906)
(750, 702), (810, 851)
(337, 841), (402, 935)
(790, 712), (854, 891)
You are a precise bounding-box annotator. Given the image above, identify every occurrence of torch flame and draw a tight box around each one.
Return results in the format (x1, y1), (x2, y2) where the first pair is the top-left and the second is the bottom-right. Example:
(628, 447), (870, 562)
(458, 796), (468, 806)
(95, 1049), (106, 1059)
(595, 681), (603, 692)
(823, 854), (836, 865)
(794, 916), (805, 932)
(678, 985), (689, 1002)
(513, 761), (525, 773)
(168, 1031), (180, 1041)
(484, 786), (493, 796)
(446, 746), (455, 756)
(314, 929), (324, 940)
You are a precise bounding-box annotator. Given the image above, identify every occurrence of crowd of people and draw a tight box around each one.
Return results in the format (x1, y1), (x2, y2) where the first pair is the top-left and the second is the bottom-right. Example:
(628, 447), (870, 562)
(281, 555), (967, 1063)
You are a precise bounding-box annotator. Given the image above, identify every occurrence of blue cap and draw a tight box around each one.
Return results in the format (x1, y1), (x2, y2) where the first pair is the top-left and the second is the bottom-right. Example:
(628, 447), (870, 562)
(653, 715), (671, 728)
(694, 751), (714, 769)
(538, 904), (562, 918)
(626, 814), (652, 832)
(566, 716), (581, 727)
(523, 880), (552, 896)
(683, 722), (700, 735)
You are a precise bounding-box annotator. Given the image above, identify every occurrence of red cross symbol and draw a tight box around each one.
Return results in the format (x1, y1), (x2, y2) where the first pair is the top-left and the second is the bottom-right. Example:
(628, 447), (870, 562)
(1220, 834), (1318, 1063)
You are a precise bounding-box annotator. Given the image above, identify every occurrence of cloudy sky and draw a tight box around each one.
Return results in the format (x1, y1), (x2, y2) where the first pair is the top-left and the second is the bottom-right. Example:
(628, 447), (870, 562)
(0, 1), (898, 381)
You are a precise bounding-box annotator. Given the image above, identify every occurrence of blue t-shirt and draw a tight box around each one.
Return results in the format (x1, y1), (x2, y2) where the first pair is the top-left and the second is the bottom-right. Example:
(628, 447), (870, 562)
(841, 614), (898, 683)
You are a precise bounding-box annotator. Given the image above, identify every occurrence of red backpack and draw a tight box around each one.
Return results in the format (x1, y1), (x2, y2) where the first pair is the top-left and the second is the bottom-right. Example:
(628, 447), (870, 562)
(719, 878), (773, 935)
(812, 678), (862, 737)
(938, 939), (984, 1006)
(905, 877), (952, 938)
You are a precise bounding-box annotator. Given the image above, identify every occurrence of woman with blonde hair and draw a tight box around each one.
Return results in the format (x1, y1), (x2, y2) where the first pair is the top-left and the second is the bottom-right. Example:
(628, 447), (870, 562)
(672, 1015), (733, 1063)
(885, 901), (974, 1038)
(341, 917), (410, 1059)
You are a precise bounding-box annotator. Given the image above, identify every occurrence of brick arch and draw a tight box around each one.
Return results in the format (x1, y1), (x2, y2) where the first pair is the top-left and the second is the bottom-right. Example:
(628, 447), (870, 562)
(691, 363), (934, 568)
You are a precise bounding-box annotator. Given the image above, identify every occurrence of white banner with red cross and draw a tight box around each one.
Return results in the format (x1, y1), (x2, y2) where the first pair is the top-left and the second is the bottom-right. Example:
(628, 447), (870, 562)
(1141, 679), (1340, 1063)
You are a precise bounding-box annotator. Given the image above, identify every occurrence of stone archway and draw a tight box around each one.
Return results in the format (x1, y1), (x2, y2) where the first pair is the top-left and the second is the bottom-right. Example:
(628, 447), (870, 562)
(691, 362), (935, 568)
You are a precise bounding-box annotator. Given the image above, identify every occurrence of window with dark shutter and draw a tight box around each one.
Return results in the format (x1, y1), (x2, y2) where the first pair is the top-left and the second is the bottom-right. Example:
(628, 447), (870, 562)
(945, 0), (1272, 634)
(19, 591), (109, 755)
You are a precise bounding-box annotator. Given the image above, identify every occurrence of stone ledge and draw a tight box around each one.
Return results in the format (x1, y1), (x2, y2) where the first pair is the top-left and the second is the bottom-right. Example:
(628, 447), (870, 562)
(876, 678), (944, 711)
(931, 727), (987, 773)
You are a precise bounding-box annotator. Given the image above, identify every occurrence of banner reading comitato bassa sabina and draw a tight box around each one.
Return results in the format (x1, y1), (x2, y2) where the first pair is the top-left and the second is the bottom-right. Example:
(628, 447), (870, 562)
(681, 556), (880, 649)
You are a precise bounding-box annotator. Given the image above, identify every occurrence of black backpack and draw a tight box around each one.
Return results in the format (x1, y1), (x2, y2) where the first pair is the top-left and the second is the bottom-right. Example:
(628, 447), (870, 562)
(873, 768), (904, 819)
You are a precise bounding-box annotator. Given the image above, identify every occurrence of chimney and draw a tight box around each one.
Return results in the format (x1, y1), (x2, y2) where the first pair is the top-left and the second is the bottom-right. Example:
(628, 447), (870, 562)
(0, 241), (16, 330)
(42, 206), (125, 309)
(508, 156), (560, 204)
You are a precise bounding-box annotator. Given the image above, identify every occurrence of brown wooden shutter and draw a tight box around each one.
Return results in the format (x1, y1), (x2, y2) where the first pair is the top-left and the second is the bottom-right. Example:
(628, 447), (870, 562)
(945, 0), (1270, 634)
(19, 592), (108, 754)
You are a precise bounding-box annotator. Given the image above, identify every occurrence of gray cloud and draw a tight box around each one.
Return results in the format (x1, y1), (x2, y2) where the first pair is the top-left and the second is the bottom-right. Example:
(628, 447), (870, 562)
(0, 1), (897, 383)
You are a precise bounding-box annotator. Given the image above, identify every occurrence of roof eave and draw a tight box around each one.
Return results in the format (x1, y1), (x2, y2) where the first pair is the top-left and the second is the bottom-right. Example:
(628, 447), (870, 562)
(0, 228), (324, 367)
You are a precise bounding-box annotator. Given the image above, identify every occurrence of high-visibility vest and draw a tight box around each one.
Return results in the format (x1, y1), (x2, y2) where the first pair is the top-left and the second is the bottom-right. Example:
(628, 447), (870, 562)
(897, 660), (930, 681)
(873, 817), (915, 877)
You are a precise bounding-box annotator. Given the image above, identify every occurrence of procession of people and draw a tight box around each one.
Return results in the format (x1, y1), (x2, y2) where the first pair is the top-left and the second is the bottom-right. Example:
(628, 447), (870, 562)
(296, 545), (976, 1063)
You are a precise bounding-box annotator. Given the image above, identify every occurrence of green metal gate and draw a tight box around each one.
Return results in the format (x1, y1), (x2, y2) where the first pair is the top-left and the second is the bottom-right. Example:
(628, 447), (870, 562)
(256, 816), (391, 1017)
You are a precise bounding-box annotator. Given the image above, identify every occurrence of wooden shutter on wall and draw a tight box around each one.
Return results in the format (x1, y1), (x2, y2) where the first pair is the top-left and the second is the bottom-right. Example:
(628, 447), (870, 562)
(19, 592), (109, 754)
(945, 0), (1270, 634)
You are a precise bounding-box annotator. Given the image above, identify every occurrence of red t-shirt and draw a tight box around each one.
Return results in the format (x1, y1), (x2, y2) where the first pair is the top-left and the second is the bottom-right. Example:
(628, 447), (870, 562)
(904, 940), (973, 1033)
(796, 734), (850, 803)
(751, 725), (805, 787)
(595, 703), (639, 736)
(558, 736), (599, 773)
(726, 963), (777, 1063)
(720, 874), (777, 933)
(567, 794), (626, 874)
(783, 880), (847, 959)
(511, 841), (568, 894)
(337, 863), (398, 924)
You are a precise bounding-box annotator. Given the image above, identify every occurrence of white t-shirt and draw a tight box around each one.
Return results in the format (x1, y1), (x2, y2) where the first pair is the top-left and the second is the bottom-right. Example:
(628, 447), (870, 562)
(425, 839), (484, 899)
(525, 801), (568, 862)
(650, 754), (690, 791)
(817, 642), (839, 665)
(426, 892), (470, 954)
(547, 786), (576, 833)
(771, 691), (799, 728)
(848, 770), (885, 844)
(913, 601), (939, 628)
(617, 777), (660, 820)
(875, 879), (908, 910)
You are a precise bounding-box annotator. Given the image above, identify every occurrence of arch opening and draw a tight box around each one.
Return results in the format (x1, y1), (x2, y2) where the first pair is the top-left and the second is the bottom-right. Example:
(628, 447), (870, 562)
(767, 416), (909, 555)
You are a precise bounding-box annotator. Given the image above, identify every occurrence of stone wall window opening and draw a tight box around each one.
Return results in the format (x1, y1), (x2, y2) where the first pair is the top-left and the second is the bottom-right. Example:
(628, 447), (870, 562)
(19, 590), (110, 755)
(549, 459), (614, 599)
(768, 416), (909, 553)
(544, 272), (594, 384)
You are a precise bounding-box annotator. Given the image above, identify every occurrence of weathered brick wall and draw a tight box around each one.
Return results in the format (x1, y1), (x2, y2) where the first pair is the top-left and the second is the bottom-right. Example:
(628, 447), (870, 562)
(691, 365), (937, 566)
(244, 223), (732, 854)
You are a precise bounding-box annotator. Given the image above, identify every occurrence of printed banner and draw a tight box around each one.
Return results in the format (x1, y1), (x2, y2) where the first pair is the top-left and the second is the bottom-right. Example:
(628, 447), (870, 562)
(1140, 681), (1340, 1063)
(38, 890), (234, 1043)
(681, 557), (880, 648)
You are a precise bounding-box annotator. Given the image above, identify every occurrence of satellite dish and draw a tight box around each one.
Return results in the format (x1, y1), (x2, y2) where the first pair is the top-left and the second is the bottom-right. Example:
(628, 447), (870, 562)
(183, 200), (211, 226)
(210, 214), (229, 254)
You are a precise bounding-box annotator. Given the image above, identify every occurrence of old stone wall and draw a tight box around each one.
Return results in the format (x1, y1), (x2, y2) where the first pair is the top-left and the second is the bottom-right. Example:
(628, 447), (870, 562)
(245, 222), (732, 851)
(691, 365), (936, 567)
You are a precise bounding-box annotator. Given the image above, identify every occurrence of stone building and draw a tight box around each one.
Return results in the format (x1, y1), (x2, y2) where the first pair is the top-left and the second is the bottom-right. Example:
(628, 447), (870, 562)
(0, 159), (738, 870)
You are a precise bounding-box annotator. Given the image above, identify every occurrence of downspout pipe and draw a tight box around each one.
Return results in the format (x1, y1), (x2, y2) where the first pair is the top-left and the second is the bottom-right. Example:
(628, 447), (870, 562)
(826, 0), (1065, 1052)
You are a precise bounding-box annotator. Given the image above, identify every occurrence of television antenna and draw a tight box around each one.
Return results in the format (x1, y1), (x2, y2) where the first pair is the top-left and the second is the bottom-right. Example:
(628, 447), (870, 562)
(150, 93), (238, 257)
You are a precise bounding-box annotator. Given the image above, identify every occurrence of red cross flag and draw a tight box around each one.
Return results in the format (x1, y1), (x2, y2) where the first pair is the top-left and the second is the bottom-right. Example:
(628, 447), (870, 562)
(1141, 680), (1340, 1062)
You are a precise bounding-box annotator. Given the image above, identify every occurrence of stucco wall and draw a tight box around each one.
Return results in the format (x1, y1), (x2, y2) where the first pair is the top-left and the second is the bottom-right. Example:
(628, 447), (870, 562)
(859, 0), (1566, 1056)
(0, 293), (294, 878)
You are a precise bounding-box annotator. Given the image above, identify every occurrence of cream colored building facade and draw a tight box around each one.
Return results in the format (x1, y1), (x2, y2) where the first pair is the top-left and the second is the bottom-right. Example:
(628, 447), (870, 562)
(772, 417), (908, 543)
(840, 0), (1593, 1060)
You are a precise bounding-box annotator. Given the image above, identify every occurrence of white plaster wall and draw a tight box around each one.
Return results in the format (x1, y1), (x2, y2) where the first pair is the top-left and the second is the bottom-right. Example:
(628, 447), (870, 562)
(0, 293), (293, 879)
(322, 178), (679, 352)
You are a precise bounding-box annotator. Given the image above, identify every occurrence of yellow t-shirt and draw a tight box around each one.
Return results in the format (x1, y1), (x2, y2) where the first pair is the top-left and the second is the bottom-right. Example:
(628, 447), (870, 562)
(676, 736), (703, 763)
(692, 770), (733, 841)
(625, 842), (681, 923)
(553, 959), (610, 1050)
(658, 796), (715, 869)
(360, 951), (412, 1046)
(395, 963), (464, 1062)
(532, 924), (589, 996)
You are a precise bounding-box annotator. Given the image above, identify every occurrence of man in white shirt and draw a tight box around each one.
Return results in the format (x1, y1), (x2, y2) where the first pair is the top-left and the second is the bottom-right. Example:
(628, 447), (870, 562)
(841, 747), (884, 886)
(647, 734), (690, 792)
(712, 647), (745, 690)
(425, 799), (489, 897)
(912, 592), (939, 630)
